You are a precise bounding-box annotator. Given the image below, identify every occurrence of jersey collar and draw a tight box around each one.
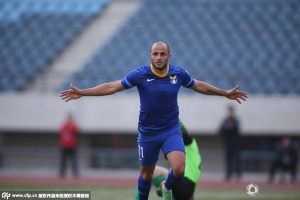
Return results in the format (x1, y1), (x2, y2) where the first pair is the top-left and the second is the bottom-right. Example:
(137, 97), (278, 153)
(150, 64), (169, 78)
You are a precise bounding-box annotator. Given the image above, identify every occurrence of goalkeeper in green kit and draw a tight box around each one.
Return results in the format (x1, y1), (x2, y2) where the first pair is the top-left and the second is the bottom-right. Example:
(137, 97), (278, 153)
(134, 119), (202, 200)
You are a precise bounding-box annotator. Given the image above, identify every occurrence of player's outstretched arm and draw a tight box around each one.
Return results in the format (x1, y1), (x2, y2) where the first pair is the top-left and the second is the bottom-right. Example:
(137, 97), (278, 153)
(60, 80), (125, 102)
(191, 80), (248, 104)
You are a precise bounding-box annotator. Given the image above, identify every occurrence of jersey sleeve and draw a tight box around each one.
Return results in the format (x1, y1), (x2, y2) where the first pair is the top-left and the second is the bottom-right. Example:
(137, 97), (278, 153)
(181, 68), (194, 88)
(121, 69), (140, 89)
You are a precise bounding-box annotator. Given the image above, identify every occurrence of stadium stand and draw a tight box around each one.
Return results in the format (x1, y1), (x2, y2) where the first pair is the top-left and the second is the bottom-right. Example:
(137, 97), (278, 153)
(61, 0), (300, 95)
(0, 0), (110, 92)
(1, 0), (300, 179)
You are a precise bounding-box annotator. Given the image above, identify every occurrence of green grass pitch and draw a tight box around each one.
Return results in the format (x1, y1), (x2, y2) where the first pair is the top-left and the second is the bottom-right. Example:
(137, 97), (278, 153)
(0, 184), (299, 200)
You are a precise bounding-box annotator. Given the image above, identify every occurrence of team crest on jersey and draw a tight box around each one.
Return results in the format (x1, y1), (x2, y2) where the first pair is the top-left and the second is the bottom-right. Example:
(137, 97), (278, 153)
(169, 75), (177, 84)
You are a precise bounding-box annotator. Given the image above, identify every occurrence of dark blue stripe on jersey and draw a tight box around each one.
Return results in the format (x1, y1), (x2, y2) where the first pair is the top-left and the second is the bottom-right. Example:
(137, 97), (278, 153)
(121, 77), (133, 88)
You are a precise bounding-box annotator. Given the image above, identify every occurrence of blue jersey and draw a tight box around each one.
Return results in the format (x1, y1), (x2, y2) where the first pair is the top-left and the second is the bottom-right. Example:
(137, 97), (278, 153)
(121, 64), (194, 136)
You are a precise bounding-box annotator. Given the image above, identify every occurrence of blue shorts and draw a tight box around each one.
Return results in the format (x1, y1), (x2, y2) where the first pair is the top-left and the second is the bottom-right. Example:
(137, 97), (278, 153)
(137, 124), (185, 166)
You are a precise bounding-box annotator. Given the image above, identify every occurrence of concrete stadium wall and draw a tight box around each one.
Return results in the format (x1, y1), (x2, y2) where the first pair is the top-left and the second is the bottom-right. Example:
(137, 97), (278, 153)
(0, 93), (299, 135)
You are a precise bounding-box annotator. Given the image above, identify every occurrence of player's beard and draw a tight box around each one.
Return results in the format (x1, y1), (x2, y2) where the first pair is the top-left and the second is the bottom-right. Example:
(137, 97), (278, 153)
(152, 62), (168, 71)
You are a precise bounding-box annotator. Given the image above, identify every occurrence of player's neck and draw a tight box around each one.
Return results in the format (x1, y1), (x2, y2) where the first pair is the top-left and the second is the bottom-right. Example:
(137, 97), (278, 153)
(150, 64), (169, 78)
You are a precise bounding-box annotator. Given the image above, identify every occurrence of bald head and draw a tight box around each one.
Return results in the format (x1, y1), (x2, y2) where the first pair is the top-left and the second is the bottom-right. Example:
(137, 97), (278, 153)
(150, 41), (170, 54)
(149, 41), (171, 72)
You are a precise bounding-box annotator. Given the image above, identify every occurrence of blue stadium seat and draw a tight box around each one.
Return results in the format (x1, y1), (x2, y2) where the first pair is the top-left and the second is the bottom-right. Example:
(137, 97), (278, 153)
(0, 0), (110, 92)
(60, 0), (300, 95)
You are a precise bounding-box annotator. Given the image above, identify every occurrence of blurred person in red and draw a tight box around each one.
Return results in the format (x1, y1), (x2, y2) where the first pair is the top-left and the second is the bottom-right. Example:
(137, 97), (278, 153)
(219, 105), (241, 181)
(59, 113), (79, 178)
(269, 137), (298, 184)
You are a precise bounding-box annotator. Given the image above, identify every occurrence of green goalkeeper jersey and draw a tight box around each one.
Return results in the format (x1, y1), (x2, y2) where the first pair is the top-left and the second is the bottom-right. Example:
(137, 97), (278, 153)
(184, 138), (202, 185)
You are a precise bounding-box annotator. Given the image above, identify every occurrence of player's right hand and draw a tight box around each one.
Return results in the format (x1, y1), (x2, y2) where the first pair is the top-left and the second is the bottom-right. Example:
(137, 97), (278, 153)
(60, 83), (82, 102)
(225, 85), (248, 104)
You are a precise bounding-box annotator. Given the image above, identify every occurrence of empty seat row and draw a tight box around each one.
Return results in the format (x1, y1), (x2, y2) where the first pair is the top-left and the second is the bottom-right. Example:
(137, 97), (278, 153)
(63, 0), (299, 95)
(0, 0), (110, 92)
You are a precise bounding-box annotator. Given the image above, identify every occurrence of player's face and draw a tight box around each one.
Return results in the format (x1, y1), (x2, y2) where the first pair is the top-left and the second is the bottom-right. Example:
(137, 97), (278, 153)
(149, 44), (171, 71)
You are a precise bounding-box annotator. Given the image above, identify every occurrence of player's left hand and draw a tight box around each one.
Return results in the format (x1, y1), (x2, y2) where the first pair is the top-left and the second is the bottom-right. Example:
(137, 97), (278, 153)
(60, 83), (82, 102)
(225, 85), (248, 104)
